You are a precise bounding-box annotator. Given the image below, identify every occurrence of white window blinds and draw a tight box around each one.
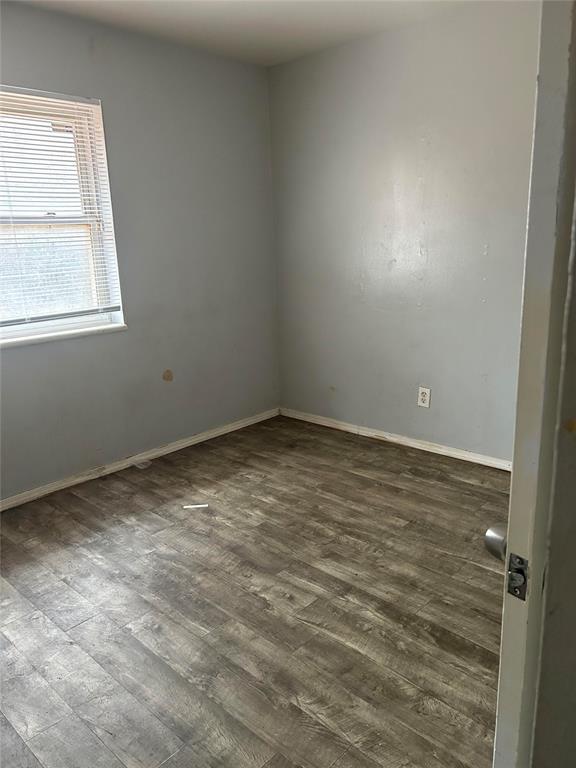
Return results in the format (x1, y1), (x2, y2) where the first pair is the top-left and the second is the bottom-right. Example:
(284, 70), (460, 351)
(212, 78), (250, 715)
(0, 86), (124, 342)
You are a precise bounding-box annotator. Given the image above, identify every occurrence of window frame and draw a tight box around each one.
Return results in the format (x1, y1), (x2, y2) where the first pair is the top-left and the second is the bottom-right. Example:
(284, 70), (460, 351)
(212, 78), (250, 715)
(0, 85), (125, 347)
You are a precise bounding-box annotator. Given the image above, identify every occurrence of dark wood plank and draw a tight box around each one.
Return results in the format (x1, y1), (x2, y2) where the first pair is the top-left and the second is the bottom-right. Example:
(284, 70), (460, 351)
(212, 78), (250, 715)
(0, 577), (34, 629)
(294, 632), (493, 767)
(68, 613), (218, 742)
(206, 619), (487, 768)
(0, 538), (61, 598)
(2, 610), (100, 685)
(1, 669), (71, 740)
(0, 632), (34, 681)
(160, 739), (271, 768)
(27, 580), (98, 631)
(0, 713), (43, 768)
(336, 589), (499, 688)
(124, 609), (353, 768)
(18, 539), (152, 627)
(0, 417), (507, 768)
(75, 687), (184, 768)
(26, 714), (125, 768)
(263, 756), (304, 768)
(295, 598), (496, 729)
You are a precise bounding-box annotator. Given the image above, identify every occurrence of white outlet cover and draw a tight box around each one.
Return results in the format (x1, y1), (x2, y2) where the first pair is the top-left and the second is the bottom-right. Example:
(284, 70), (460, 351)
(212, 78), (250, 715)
(418, 386), (431, 408)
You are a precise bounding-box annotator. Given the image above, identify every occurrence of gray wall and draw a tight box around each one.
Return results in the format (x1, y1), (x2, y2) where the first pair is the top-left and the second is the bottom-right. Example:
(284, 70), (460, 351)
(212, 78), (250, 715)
(1, 1), (542, 499)
(0, 3), (278, 499)
(270, 1), (539, 461)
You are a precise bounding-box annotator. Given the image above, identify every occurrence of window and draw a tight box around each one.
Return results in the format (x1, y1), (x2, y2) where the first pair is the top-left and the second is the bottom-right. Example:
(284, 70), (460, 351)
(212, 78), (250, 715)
(0, 86), (124, 344)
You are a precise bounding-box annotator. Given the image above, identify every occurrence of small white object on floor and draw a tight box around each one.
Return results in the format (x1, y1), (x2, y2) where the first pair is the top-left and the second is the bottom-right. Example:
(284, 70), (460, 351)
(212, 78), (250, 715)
(182, 504), (209, 509)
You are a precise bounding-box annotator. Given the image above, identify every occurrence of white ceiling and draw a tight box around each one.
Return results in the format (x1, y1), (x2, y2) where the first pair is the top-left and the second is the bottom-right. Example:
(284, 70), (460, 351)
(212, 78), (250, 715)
(27, 0), (457, 66)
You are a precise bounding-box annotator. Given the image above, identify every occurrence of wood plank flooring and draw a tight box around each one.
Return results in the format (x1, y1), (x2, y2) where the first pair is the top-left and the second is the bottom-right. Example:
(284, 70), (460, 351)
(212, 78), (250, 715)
(0, 416), (509, 768)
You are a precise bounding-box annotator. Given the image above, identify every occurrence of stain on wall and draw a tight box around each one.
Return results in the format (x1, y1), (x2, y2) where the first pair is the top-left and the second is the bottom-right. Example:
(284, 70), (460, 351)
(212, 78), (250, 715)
(0, 2), (278, 499)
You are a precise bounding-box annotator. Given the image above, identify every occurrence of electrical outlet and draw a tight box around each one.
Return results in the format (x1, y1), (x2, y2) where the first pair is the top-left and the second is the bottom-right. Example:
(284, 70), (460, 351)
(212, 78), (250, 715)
(418, 386), (431, 408)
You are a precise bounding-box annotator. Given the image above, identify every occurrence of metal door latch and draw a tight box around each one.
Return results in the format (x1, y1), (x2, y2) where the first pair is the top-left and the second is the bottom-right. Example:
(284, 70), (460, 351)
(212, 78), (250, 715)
(507, 553), (528, 601)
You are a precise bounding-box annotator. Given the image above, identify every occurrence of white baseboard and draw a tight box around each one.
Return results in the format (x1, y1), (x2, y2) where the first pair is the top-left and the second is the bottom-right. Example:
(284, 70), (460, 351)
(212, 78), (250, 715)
(0, 408), (280, 512)
(1, 405), (510, 512)
(279, 408), (512, 472)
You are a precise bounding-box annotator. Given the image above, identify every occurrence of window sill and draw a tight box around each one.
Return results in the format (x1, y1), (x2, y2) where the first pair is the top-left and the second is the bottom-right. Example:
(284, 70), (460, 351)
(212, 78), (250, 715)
(0, 323), (127, 349)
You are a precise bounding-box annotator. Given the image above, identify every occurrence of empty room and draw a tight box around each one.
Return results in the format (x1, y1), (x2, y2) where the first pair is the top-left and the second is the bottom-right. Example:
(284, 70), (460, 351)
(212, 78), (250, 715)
(1, 1), (575, 767)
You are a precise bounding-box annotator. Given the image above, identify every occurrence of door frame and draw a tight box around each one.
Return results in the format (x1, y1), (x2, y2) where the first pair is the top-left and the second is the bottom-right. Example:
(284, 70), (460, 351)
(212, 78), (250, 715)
(493, 1), (576, 766)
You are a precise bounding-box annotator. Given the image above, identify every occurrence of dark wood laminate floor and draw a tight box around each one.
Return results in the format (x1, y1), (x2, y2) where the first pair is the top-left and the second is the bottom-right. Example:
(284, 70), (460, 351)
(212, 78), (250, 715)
(0, 416), (509, 768)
